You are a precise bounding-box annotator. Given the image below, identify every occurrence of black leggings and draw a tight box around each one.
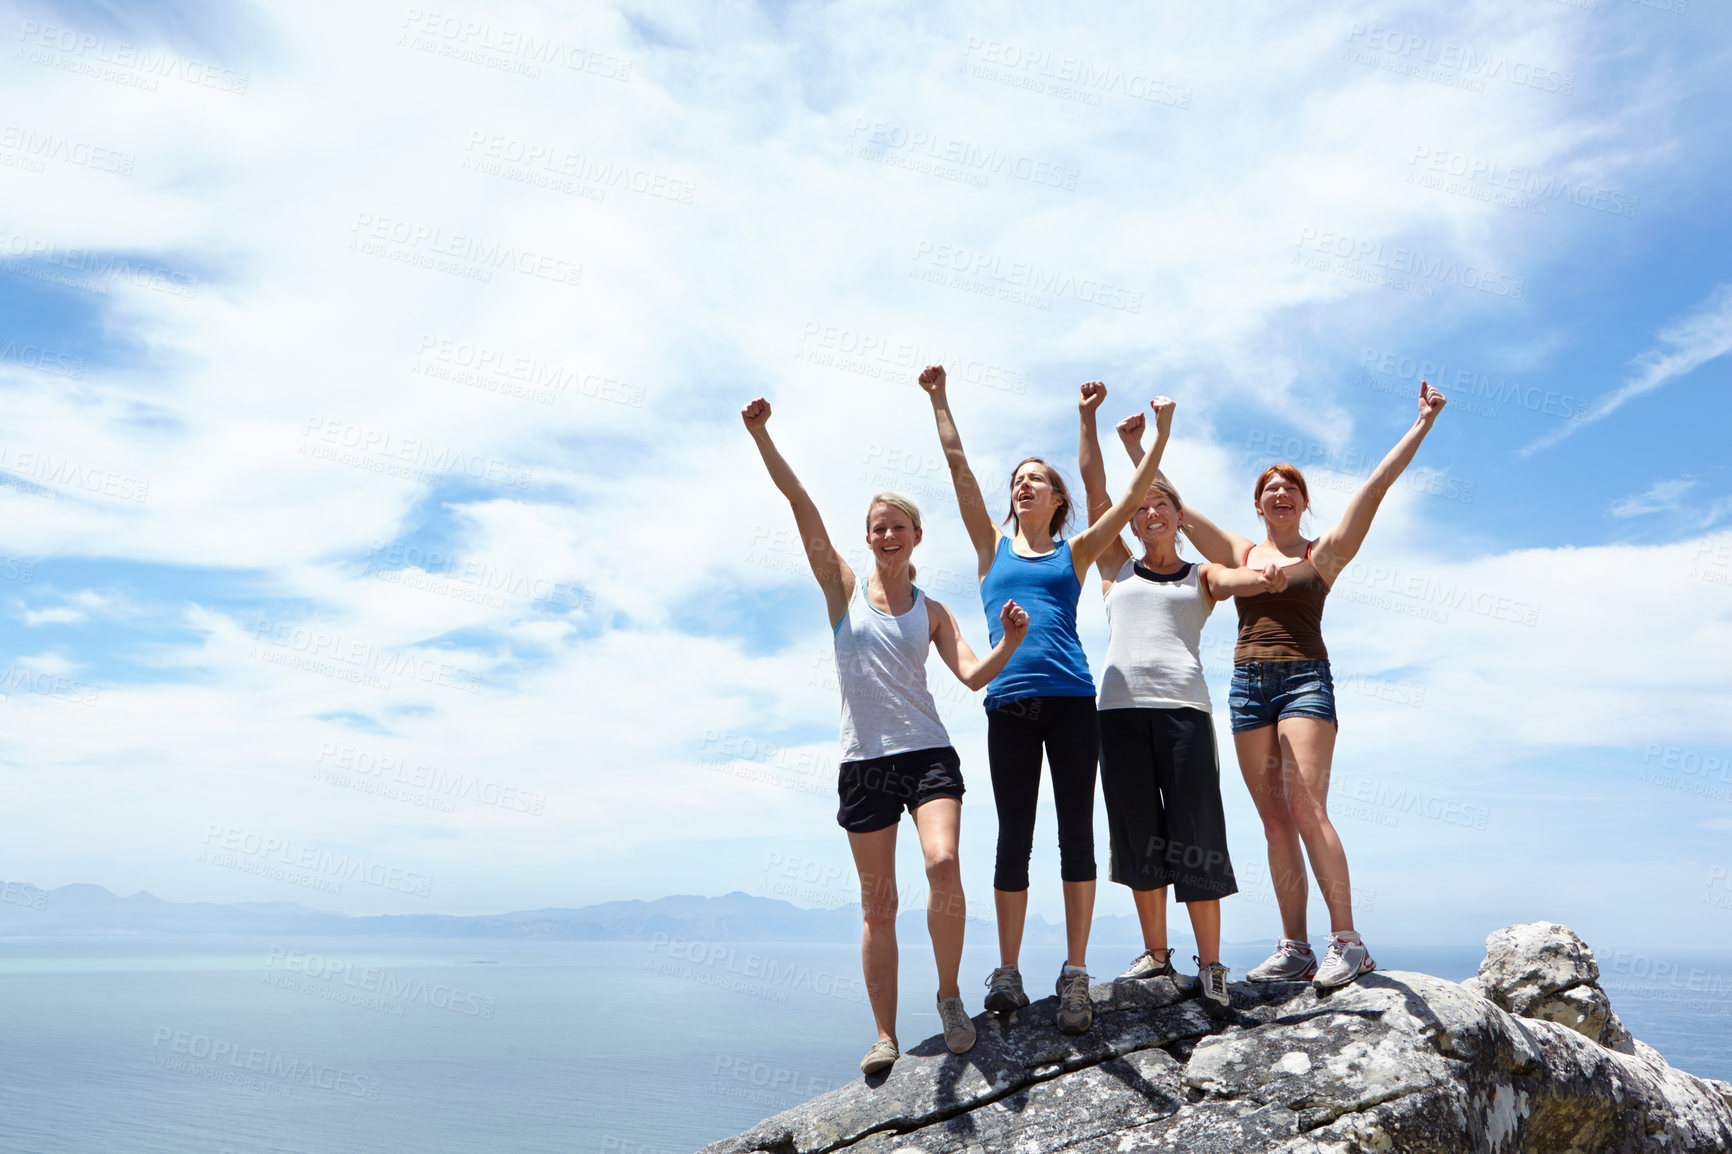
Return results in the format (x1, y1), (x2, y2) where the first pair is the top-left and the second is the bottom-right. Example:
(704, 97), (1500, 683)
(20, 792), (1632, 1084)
(986, 696), (1099, 892)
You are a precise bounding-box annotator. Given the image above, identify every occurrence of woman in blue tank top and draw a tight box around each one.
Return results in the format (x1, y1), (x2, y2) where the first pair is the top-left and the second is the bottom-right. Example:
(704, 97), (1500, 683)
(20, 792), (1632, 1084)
(920, 364), (1175, 1034)
(742, 396), (1030, 1076)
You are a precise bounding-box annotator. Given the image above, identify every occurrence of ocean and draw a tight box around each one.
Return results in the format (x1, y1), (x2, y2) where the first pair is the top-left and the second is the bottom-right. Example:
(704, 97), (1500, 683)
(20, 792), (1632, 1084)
(0, 936), (1725, 1153)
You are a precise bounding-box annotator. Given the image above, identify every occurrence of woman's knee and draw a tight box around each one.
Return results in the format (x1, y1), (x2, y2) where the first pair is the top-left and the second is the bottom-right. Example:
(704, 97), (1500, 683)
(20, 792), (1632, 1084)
(1283, 786), (1333, 836)
(1258, 799), (1299, 837)
(924, 848), (960, 886)
(861, 889), (899, 927)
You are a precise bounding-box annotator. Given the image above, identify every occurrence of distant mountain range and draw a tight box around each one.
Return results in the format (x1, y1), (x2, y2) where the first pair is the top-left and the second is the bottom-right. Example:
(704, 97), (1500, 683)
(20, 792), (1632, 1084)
(0, 883), (1157, 943)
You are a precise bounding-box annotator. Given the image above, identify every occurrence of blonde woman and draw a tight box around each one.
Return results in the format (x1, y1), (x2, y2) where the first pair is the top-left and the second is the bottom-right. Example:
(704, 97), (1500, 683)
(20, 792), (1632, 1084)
(743, 397), (1028, 1074)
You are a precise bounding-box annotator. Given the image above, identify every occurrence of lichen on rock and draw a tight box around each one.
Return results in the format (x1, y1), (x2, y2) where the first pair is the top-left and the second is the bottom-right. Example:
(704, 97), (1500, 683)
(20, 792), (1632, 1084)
(698, 923), (1732, 1154)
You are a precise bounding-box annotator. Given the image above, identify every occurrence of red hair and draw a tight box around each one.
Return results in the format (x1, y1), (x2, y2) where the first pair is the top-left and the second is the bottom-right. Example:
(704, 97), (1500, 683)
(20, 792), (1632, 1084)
(1253, 464), (1310, 509)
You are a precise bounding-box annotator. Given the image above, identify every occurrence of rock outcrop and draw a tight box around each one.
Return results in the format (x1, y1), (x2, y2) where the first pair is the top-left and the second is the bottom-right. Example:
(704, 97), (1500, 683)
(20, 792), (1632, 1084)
(698, 923), (1732, 1153)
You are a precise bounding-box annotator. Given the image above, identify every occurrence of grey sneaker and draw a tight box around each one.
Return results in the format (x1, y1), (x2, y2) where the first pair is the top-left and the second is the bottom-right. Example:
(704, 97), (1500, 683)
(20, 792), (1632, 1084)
(1054, 967), (1093, 1034)
(1118, 948), (1177, 981)
(937, 995), (977, 1054)
(984, 965), (1029, 1013)
(1313, 935), (1375, 990)
(859, 1037), (898, 1074)
(1247, 940), (1317, 983)
(1195, 957), (1231, 1014)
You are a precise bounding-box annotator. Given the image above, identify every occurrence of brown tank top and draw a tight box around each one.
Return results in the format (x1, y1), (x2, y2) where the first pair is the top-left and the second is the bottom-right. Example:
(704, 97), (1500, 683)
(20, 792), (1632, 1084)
(1233, 542), (1330, 663)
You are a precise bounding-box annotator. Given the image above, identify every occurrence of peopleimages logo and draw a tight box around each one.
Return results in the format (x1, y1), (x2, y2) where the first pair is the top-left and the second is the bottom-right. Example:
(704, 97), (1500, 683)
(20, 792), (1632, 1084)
(264, 947), (497, 1019)
(149, 1027), (382, 1100)
(1295, 228), (1524, 299)
(200, 825), (434, 897)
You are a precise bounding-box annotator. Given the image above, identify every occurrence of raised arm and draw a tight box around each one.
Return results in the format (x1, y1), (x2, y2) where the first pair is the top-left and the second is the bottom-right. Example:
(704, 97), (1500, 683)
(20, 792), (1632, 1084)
(741, 398), (854, 626)
(1069, 397), (1176, 577)
(1077, 381), (1130, 584)
(919, 365), (1000, 579)
(1312, 382), (1448, 583)
(930, 597), (1028, 691)
(1117, 411), (1251, 567)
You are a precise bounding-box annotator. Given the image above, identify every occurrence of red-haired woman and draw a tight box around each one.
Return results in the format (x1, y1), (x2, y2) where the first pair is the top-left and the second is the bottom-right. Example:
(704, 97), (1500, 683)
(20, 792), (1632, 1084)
(922, 366), (1174, 1034)
(1117, 383), (1448, 989)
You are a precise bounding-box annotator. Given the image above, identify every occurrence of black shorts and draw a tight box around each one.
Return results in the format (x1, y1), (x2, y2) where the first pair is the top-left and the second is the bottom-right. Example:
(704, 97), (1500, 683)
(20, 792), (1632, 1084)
(836, 746), (964, 833)
(1098, 707), (1237, 902)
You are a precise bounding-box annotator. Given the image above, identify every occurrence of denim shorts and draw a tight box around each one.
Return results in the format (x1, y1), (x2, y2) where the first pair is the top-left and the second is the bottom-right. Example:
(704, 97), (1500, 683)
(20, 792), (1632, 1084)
(1228, 660), (1337, 734)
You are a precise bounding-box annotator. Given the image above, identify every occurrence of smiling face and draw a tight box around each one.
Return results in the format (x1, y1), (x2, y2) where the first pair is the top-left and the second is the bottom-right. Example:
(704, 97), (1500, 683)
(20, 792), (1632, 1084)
(1254, 465), (1309, 529)
(865, 500), (921, 571)
(1132, 488), (1183, 546)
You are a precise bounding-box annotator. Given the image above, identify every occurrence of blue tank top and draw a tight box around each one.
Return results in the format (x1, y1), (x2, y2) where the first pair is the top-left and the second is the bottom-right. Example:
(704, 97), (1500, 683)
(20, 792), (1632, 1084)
(979, 537), (1096, 710)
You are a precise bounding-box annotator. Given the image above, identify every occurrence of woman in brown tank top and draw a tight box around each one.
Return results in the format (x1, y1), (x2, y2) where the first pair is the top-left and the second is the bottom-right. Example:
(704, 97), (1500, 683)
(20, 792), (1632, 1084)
(1117, 382), (1449, 991)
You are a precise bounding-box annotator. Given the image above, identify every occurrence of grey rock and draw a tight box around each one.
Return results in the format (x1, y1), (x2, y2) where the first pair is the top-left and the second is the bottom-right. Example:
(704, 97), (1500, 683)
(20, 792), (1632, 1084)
(1464, 920), (1639, 1051)
(699, 924), (1732, 1154)
(697, 991), (1220, 1154)
(844, 1048), (1186, 1154)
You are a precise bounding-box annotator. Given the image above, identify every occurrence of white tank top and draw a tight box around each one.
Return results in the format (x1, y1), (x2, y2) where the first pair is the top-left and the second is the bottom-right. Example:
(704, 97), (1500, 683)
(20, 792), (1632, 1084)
(1098, 559), (1213, 713)
(833, 574), (953, 761)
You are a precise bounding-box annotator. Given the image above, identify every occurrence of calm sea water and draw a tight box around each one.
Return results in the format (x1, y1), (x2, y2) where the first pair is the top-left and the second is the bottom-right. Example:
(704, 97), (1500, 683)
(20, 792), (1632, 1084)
(0, 936), (1725, 1154)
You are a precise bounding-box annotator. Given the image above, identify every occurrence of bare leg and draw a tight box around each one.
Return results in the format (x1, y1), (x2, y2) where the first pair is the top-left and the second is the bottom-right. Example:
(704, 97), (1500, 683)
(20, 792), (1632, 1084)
(846, 824), (900, 1043)
(995, 888), (1027, 968)
(911, 798), (964, 1001)
(1186, 900), (1221, 965)
(1130, 887), (1169, 953)
(1062, 879), (1095, 969)
(1234, 726), (1309, 941)
(1276, 718), (1354, 933)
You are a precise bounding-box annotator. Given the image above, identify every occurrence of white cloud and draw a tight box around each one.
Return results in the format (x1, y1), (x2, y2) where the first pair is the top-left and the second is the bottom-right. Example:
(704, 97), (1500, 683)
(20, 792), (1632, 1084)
(1523, 283), (1732, 456)
(0, 0), (1724, 950)
(1609, 477), (1698, 519)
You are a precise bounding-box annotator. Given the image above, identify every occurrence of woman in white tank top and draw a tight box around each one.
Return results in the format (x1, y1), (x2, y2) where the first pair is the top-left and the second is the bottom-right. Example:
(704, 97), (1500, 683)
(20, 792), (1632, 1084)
(742, 397), (1029, 1075)
(1078, 383), (1287, 1011)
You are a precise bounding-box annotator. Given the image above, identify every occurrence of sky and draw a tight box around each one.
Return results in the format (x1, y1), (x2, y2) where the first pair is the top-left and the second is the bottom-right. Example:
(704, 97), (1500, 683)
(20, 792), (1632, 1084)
(0, 0), (1728, 954)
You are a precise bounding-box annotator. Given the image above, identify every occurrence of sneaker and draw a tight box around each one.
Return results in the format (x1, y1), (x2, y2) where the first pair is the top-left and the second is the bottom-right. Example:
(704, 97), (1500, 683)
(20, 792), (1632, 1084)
(984, 965), (1029, 1013)
(1247, 939), (1317, 983)
(1054, 967), (1093, 1034)
(1118, 948), (1177, 981)
(1313, 934), (1375, 990)
(1195, 957), (1231, 1014)
(859, 1037), (898, 1075)
(936, 995), (977, 1054)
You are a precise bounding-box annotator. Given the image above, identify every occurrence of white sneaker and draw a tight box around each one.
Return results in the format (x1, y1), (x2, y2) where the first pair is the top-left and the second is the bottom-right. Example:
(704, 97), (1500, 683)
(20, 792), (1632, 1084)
(937, 994), (977, 1054)
(1118, 948), (1177, 981)
(1313, 934), (1375, 990)
(1246, 939), (1317, 983)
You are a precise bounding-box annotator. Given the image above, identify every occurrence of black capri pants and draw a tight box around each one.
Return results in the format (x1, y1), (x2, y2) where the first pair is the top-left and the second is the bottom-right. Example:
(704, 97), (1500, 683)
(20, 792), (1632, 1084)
(1098, 706), (1237, 902)
(986, 695), (1098, 892)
